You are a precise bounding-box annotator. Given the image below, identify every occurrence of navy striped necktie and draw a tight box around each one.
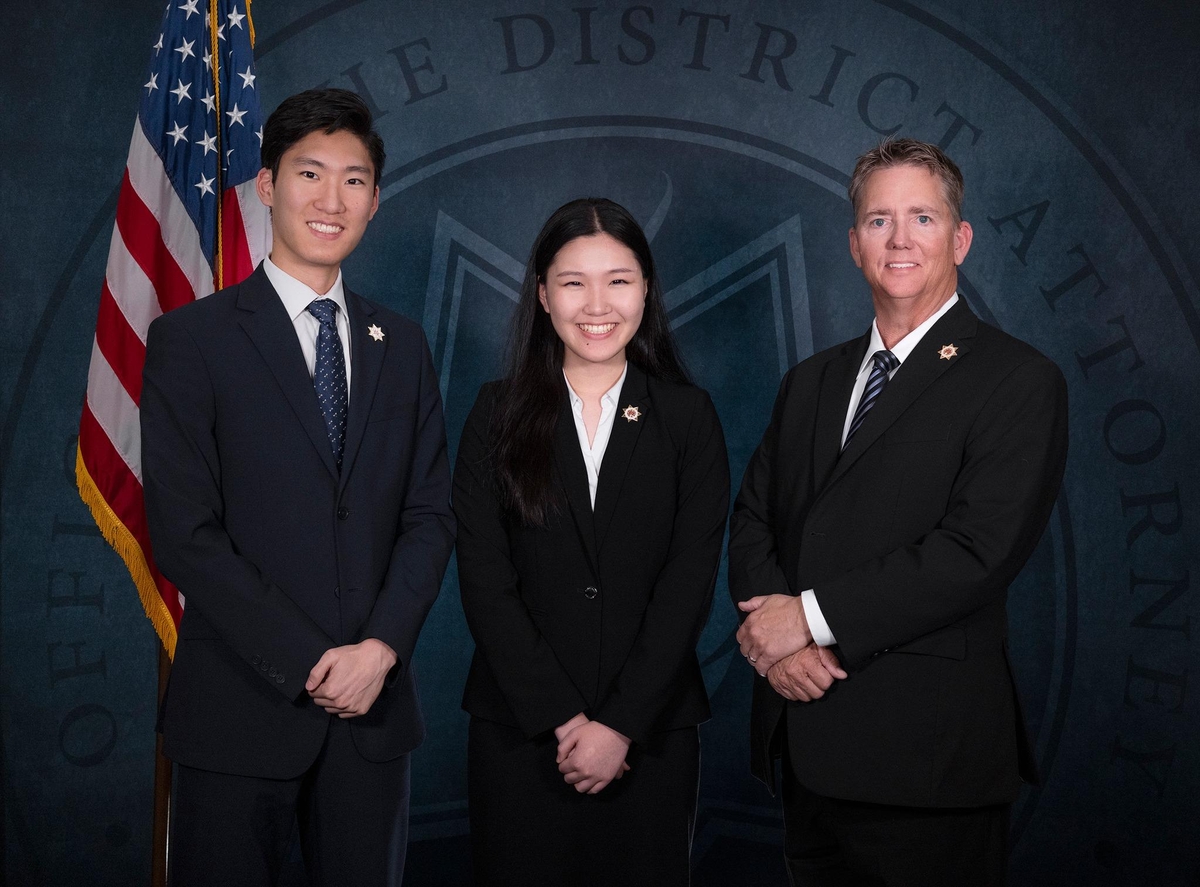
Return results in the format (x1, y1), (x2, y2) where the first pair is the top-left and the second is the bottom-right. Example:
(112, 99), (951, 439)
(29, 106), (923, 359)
(307, 299), (348, 470)
(843, 349), (899, 450)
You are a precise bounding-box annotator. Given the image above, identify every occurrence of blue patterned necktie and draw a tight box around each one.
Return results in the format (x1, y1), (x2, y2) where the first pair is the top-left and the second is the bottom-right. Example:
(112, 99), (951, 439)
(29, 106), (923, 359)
(307, 299), (348, 470)
(843, 349), (899, 450)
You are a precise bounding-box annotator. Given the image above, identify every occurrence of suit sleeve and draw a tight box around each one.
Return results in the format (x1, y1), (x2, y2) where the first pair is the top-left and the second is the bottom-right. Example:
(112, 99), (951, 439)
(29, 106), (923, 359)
(453, 387), (590, 737)
(592, 392), (730, 745)
(728, 371), (799, 609)
(818, 357), (1069, 667)
(141, 313), (334, 701)
(362, 332), (456, 675)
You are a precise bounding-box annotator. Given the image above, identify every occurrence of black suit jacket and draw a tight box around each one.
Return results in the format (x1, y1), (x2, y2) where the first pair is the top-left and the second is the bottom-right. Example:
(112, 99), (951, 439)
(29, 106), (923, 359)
(453, 365), (730, 745)
(141, 265), (455, 779)
(729, 298), (1068, 807)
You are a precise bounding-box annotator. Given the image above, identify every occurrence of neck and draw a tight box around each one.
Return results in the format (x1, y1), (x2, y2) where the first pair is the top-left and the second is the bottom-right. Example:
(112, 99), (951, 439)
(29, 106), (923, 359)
(563, 356), (625, 400)
(872, 288), (955, 350)
(269, 253), (339, 296)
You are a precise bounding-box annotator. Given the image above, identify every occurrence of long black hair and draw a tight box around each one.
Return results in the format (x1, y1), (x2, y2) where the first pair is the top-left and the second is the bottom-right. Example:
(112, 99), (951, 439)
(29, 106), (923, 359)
(491, 197), (690, 527)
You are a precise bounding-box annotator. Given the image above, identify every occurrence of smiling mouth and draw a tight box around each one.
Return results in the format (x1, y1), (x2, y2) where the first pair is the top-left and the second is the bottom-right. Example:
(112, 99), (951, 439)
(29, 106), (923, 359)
(308, 221), (343, 234)
(886, 262), (917, 269)
(578, 323), (617, 334)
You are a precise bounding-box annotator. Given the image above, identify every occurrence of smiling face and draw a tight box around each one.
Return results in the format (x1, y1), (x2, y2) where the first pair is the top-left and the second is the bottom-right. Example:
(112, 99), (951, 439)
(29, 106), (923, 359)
(537, 232), (648, 374)
(255, 128), (379, 294)
(848, 164), (972, 318)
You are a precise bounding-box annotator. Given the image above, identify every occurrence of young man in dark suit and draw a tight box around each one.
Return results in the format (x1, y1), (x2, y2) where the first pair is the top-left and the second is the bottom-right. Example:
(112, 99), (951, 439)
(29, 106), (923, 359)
(141, 88), (455, 887)
(729, 139), (1068, 885)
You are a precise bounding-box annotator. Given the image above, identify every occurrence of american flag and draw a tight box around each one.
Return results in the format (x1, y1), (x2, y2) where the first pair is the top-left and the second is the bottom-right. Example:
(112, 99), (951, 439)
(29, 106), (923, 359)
(76, 0), (271, 657)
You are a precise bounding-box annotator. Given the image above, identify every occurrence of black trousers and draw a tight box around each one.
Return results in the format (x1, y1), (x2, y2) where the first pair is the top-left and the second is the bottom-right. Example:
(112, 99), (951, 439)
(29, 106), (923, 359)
(468, 717), (700, 887)
(170, 717), (411, 887)
(781, 746), (1008, 887)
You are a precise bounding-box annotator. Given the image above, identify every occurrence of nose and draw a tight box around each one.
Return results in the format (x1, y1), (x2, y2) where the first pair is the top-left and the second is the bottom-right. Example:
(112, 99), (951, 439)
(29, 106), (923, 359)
(582, 284), (609, 315)
(888, 219), (911, 249)
(314, 180), (345, 214)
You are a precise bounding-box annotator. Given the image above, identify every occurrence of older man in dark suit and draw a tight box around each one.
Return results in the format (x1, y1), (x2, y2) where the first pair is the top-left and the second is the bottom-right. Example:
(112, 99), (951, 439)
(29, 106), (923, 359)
(141, 88), (455, 887)
(729, 139), (1068, 885)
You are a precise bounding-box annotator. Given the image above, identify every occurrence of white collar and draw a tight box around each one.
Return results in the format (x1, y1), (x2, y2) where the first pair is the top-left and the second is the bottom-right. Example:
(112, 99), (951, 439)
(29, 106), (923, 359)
(860, 293), (959, 374)
(263, 256), (347, 323)
(564, 362), (629, 411)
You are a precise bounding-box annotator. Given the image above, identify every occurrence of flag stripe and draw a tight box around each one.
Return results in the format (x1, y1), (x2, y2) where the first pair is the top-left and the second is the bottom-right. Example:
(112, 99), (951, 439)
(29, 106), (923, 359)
(102, 222), (162, 343)
(221, 186), (255, 285)
(86, 340), (143, 482)
(126, 123), (215, 299)
(236, 179), (272, 269)
(116, 169), (197, 315)
(79, 405), (183, 625)
(96, 283), (148, 405)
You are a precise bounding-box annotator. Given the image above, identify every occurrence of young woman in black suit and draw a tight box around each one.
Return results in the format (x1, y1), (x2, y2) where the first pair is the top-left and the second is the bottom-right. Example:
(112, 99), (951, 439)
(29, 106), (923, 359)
(453, 198), (730, 885)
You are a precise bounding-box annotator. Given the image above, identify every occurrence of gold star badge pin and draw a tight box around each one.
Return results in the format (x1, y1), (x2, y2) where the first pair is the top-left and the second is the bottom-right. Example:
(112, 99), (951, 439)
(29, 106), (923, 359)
(938, 344), (958, 360)
(368, 324), (385, 342)
(621, 405), (641, 422)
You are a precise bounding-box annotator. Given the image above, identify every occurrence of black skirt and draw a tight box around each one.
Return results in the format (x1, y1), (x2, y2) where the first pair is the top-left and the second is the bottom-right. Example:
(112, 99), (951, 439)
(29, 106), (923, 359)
(467, 717), (700, 886)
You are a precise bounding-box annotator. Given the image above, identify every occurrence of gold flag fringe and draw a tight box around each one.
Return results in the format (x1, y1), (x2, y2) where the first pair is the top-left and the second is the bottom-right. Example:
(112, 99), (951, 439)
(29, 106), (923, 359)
(75, 444), (178, 659)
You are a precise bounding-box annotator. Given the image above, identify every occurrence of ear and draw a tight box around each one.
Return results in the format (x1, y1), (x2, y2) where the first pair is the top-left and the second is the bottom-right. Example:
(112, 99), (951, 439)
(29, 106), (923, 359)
(255, 167), (274, 208)
(953, 220), (973, 266)
(368, 185), (380, 222)
(538, 281), (549, 313)
(848, 226), (863, 268)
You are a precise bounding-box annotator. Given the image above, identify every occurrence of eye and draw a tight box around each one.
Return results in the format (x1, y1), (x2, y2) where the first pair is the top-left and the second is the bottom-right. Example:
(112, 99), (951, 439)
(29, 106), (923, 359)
(610, 278), (631, 285)
(300, 170), (317, 179)
(870, 218), (886, 228)
(346, 177), (366, 186)
(917, 215), (931, 224)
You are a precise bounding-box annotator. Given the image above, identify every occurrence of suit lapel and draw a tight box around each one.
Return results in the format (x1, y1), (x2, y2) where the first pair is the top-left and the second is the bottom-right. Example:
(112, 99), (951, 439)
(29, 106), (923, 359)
(812, 336), (866, 493)
(593, 363), (648, 552)
(237, 266), (339, 480)
(555, 395), (599, 565)
(827, 299), (978, 487)
(338, 291), (385, 488)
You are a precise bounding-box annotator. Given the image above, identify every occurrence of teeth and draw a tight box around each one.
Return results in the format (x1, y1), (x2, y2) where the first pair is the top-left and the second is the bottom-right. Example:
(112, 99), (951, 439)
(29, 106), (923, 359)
(579, 323), (616, 334)
(308, 222), (342, 234)
(888, 262), (916, 268)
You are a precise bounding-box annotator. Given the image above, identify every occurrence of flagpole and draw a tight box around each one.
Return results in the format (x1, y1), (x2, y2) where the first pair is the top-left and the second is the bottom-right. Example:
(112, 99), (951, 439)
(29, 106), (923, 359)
(152, 646), (172, 887)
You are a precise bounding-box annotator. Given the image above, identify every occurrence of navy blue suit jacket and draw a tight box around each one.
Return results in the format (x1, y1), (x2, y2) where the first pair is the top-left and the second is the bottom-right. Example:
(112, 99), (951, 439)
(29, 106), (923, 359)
(141, 264), (455, 779)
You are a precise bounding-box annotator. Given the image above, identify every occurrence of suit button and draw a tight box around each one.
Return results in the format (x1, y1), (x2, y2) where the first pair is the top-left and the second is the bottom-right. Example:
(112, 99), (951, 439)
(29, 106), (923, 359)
(251, 655), (261, 665)
(583, 586), (599, 600)
(337, 506), (350, 520)
(276, 674), (285, 684)
(260, 661), (269, 672)
(268, 667), (277, 677)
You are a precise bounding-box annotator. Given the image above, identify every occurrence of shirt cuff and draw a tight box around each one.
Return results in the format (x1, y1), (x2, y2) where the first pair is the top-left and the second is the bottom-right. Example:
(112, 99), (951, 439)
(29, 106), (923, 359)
(801, 589), (837, 647)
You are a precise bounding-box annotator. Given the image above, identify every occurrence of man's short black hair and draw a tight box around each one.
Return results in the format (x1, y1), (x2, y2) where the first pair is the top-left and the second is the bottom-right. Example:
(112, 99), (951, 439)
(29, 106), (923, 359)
(260, 88), (385, 186)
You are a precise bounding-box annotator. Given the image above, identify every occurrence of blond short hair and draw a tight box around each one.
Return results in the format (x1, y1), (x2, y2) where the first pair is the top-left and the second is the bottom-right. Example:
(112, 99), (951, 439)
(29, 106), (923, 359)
(848, 138), (965, 224)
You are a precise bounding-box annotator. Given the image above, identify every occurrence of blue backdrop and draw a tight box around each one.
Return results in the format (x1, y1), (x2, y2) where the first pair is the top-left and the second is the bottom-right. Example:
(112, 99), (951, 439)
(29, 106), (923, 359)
(2, 1), (1197, 884)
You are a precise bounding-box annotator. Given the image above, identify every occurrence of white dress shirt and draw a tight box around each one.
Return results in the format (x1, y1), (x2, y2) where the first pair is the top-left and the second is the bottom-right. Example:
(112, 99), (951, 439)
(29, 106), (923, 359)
(564, 363), (628, 508)
(803, 294), (960, 647)
(263, 256), (353, 401)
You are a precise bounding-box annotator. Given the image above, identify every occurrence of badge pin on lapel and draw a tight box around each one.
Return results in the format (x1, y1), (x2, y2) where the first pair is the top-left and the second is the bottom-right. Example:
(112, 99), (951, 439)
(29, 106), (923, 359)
(938, 344), (958, 360)
(368, 324), (385, 342)
(621, 405), (641, 422)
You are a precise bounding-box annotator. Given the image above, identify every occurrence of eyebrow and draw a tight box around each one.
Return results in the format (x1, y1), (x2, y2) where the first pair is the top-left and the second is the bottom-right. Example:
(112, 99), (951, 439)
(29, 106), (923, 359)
(862, 206), (940, 217)
(291, 156), (373, 175)
(554, 267), (638, 277)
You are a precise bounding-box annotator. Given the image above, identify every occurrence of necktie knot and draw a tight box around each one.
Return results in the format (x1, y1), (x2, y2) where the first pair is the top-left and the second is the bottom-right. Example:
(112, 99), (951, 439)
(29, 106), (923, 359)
(307, 298), (338, 326)
(872, 349), (900, 374)
(843, 349), (900, 451)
